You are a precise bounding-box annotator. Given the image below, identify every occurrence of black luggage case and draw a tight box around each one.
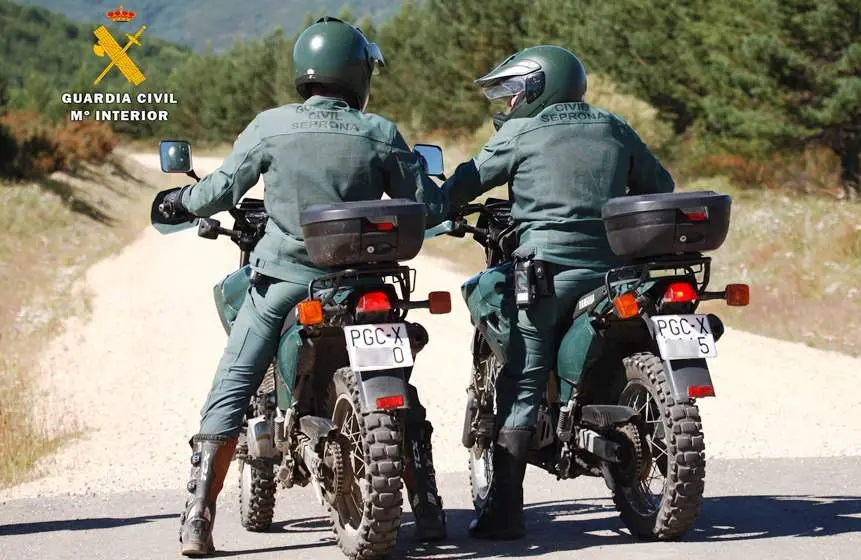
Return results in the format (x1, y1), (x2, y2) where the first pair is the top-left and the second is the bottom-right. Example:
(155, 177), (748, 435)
(601, 191), (731, 259)
(300, 199), (427, 267)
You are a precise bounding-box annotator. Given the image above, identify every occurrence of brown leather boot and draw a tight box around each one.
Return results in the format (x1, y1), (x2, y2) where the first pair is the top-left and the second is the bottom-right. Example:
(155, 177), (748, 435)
(179, 434), (237, 557)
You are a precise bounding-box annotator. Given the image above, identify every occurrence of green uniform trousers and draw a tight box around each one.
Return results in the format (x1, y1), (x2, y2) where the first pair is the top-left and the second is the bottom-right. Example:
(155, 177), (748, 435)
(199, 275), (309, 436)
(497, 265), (606, 433)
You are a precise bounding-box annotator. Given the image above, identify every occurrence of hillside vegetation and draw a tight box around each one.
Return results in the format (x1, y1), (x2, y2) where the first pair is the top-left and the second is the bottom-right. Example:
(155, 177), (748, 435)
(0, 0), (192, 178)
(0, 157), (167, 484)
(16, 0), (399, 51)
(1, 0), (189, 111)
(131, 0), (858, 196)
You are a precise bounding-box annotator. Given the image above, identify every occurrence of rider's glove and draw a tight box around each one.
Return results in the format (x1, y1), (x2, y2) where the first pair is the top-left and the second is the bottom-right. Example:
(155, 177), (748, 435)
(159, 186), (188, 217)
(152, 186), (194, 225)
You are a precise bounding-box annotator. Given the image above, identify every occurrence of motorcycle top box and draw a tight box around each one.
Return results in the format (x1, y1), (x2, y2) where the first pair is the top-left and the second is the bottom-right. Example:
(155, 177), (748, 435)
(300, 199), (427, 268)
(601, 190), (731, 259)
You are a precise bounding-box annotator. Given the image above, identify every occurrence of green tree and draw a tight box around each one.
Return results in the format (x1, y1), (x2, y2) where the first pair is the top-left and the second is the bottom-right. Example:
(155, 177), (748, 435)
(695, 0), (861, 197)
(375, 0), (530, 134)
(525, 0), (710, 134)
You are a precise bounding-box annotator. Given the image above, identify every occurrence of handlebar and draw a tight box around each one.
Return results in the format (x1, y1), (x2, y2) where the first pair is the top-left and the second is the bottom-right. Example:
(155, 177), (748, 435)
(424, 199), (510, 244)
(157, 200), (181, 218)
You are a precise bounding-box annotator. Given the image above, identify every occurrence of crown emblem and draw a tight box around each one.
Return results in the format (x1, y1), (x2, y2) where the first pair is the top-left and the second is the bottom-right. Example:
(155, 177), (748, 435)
(106, 5), (136, 23)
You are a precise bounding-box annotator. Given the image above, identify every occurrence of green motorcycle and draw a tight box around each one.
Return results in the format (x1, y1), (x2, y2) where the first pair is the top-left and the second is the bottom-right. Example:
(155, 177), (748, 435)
(152, 141), (452, 559)
(426, 193), (748, 540)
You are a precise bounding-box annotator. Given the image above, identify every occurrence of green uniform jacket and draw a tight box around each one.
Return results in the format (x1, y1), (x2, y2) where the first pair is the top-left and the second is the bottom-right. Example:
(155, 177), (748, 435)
(442, 102), (676, 268)
(181, 96), (449, 280)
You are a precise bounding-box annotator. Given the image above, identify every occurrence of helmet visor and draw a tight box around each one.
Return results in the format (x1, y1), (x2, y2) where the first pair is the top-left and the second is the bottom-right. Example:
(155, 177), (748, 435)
(367, 42), (385, 74)
(481, 76), (526, 102)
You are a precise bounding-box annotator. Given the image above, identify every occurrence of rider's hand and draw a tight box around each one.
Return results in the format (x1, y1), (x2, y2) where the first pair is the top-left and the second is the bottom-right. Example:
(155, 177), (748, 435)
(448, 215), (468, 238)
(158, 186), (191, 220)
(152, 186), (194, 225)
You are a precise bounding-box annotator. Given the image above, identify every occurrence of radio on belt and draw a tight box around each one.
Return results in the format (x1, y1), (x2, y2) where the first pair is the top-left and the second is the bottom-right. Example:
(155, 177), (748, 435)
(514, 259), (551, 309)
(514, 260), (535, 308)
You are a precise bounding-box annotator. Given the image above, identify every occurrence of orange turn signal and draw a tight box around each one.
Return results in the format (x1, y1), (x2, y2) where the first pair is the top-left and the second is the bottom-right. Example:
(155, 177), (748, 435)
(427, 291), (452, 314)
(725, 284), (750, 307)
(613, 292), (640, 319)
(296, 299), (324, 325)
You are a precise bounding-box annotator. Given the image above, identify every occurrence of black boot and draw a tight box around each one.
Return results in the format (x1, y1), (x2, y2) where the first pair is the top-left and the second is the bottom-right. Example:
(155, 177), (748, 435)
(404, 420), (447, 542)
(179, 434), (237, 557)
(468, 427), (530, 540)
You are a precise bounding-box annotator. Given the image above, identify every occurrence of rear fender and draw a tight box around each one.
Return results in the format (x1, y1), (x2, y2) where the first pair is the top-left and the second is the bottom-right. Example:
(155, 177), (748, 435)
(213, 265), (253, 333)
(662, 359), (715, 405)
(641, 313), (721, 404)
(356, 369), (412, 412)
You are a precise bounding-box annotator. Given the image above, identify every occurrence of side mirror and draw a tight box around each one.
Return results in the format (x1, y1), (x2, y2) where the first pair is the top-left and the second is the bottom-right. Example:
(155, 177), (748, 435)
(414, 144), (445, 177)
(159, 139), (195, 175)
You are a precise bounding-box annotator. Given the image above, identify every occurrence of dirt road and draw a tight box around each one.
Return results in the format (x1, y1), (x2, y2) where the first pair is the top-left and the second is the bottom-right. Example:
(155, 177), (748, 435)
(1, 153), (859, 559)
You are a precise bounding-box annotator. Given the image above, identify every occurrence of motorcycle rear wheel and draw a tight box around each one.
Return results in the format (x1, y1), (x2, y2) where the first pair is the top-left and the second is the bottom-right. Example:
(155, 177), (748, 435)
(612, 352), (706, 540)
(328, 367), (404, 559)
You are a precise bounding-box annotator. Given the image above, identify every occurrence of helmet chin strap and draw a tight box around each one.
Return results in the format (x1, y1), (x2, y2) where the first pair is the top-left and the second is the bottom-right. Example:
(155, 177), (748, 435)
(492, 111), (509, 131)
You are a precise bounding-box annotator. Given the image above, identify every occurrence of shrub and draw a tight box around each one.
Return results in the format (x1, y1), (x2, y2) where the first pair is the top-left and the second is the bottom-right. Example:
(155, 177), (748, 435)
(688, 146), (843, 196)
(53, 120), (118, 170)
(0, 112), (117, 180)
(0, 111), (64, 179)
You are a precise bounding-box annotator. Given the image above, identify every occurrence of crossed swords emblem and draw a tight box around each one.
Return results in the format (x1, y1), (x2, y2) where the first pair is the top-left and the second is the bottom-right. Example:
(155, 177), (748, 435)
(92, 24), (147, 86)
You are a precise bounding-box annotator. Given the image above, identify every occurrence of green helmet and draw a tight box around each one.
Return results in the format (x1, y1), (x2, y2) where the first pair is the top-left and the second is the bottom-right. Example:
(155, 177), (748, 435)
(293, 17), (385, 110)
(476, 45), (587, 128)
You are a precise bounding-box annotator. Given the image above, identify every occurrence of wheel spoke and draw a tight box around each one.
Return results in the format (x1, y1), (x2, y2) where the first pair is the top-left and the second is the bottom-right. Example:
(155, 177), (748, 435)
(621, 381), (671, 517)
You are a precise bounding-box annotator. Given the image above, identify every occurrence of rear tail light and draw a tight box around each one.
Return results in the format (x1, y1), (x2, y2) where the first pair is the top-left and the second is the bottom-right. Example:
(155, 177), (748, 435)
(681, 207), (708, 222)
(296, 299), (324, 325)
(364, 218), (395, 232)
(356, 291), (392, 314)
(725, 284), (750, 306)
(427, 291), (451, 314)
(376, 394), (405, 409)
(663, 282), (698, 303)
(688, 385), (716, 399)
(613, 292), (640, 319)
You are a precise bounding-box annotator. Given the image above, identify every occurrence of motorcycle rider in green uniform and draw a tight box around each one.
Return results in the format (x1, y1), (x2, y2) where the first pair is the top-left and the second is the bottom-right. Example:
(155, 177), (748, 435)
(157, 17), (450, 556)
(441, 45), (676, 540)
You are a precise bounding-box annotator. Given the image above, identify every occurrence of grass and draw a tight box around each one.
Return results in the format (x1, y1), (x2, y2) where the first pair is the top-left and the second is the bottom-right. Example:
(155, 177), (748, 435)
(694, 177), (861, 355)
(0, 157), (168, 486)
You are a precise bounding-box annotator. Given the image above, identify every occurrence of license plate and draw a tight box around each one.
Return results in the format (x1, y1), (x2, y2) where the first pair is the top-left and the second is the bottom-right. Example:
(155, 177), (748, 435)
(343, 323), (414, 372)
(651, 315), (717, 360)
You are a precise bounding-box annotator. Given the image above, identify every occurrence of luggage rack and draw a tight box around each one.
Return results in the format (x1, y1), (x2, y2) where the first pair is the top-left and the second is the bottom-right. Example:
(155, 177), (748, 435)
(307, 263), (416, 306)
(604, 253), (712, 301)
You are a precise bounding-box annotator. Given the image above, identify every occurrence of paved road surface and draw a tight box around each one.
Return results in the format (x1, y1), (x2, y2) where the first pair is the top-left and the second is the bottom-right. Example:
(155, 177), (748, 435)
(2, 458), (860, 559)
